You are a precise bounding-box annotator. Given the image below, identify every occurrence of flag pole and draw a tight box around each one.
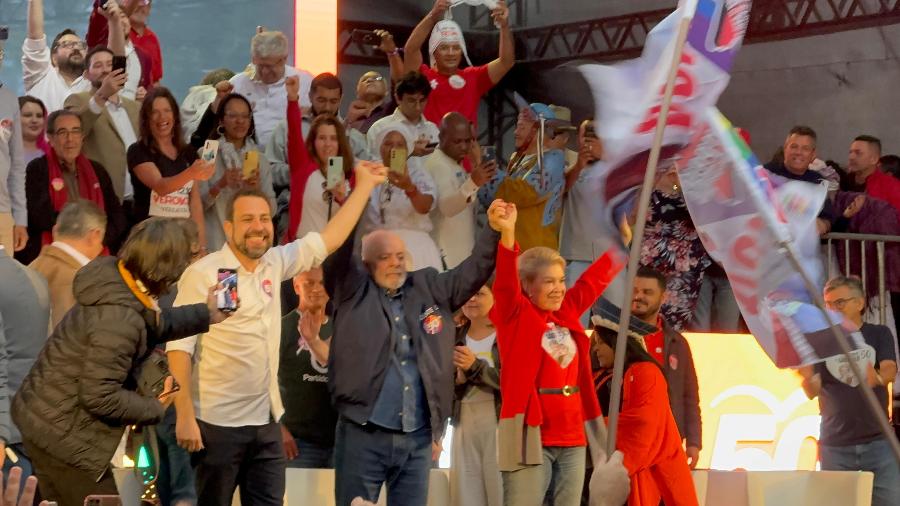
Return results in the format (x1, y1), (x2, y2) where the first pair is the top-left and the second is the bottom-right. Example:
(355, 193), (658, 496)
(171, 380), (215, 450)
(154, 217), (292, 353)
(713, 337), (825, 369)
(605, 14), (694, 456)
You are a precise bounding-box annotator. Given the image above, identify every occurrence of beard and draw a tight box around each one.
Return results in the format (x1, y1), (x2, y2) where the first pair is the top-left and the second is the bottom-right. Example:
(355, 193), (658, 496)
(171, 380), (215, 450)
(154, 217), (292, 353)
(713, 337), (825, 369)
(234, 230), (272, 259)
(58, 54), (85, 76)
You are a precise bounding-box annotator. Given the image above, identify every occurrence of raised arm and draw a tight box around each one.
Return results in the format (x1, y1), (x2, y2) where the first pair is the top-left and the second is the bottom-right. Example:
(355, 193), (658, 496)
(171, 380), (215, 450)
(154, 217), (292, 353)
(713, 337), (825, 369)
(435, 200), (512, 313)
(490, 201), (522, 324)
(318, 161), (387, 254)
(486, 1), (515, 85)
(403, 0), (450, 73)
(285, 76), (313, 170)
(375, 30), (405, 82)
(560, 248), (626, 318)
(27, 0), (44, 40)
(102, 2), (127, 57)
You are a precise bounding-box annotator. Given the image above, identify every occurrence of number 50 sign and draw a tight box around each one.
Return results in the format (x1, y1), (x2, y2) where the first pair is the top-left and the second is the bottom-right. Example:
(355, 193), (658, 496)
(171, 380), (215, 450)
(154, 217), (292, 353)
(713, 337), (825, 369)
(685, 333), (822, 471)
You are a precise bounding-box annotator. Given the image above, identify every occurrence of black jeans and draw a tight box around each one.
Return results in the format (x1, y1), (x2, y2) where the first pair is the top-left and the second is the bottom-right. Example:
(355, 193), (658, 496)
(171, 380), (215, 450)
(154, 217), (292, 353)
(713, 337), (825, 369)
(192, 420), (285, 506)
(22, 439), (117, 506)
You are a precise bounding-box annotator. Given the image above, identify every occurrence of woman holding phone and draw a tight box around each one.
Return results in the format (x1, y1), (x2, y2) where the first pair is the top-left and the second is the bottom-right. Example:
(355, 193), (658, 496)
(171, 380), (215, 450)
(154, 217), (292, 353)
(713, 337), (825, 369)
(366, 125), (443, 271)
(200, 92), (276, 251)
(285, 76), (356, 243)
(128, 87), (215, 251)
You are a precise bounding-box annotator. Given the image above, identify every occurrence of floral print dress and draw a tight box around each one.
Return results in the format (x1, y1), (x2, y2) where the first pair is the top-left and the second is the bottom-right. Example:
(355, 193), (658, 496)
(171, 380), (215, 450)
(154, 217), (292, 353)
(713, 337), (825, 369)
(639, 190), (711, 330)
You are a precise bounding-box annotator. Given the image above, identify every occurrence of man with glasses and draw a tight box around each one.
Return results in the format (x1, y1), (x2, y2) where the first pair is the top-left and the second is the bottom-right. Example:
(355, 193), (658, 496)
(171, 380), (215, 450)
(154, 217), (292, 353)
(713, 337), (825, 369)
(65, 4), (140, 209)
(17, 110), (125, 264)
(229, 30), (313, 147)
(23, 0), (93, 112)
(799, 276), (899, 506)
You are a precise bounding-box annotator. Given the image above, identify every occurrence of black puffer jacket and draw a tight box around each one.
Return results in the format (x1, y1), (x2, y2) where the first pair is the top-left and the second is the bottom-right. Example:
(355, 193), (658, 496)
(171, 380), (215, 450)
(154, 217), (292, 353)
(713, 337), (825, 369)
(12, 256), (209, 474)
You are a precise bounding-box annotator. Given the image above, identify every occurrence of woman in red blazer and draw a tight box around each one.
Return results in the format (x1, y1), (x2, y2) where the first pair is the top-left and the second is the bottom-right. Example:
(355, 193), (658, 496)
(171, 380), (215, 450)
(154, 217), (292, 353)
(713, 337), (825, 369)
(489, 201), (625, 506)
(592, 322), (698, 506)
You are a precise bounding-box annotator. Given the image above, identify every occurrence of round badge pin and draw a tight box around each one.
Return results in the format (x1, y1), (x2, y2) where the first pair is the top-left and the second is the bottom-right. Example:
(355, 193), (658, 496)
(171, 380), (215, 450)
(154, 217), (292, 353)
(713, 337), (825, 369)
(448, 75), (466, 90)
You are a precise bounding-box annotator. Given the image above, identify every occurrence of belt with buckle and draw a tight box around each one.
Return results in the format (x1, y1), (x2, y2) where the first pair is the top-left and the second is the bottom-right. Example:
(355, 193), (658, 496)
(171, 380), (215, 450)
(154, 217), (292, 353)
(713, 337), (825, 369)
(538, 385), (580, 396)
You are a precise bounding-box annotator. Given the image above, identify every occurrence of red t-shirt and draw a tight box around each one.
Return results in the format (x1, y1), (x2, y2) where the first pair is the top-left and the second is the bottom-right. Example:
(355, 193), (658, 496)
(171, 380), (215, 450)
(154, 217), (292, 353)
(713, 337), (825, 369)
(537, 323), (586, 447)
(420, 64), (494, 129)
(644, 322), (665, 365)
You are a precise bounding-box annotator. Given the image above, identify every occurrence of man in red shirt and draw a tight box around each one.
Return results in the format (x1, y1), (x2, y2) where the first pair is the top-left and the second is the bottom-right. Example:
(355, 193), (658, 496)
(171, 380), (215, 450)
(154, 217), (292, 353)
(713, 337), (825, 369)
(86, 0), (162, 87)
(848, 135), (900, 216)
(631, 266), (702, 470)
(402, 0), (514, 129)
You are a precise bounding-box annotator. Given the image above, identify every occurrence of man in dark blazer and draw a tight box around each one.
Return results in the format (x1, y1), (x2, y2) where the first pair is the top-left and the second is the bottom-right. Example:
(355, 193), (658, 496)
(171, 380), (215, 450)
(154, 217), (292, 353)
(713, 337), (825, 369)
(325, 199), (511, 506)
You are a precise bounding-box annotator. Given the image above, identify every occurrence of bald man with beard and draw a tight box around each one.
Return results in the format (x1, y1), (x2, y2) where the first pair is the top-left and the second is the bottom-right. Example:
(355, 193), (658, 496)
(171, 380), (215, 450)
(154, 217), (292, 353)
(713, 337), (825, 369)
(324, 198), (511, 506)
(424, 112), (497, 269)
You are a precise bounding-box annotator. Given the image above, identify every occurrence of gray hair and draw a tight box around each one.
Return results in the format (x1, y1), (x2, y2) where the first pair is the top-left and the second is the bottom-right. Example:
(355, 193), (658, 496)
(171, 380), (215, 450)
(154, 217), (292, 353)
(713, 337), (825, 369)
(824, 275), (864, 299)
(54, 200), (107, 239)
(251, 31), (289, 59)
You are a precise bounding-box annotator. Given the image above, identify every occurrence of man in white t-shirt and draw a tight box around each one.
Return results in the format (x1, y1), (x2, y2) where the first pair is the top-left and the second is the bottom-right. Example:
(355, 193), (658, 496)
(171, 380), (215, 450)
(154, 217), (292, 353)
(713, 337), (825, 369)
(167, 162), (386, 505)
(424, 112), (495, 269)
(22, 0), (92, 112)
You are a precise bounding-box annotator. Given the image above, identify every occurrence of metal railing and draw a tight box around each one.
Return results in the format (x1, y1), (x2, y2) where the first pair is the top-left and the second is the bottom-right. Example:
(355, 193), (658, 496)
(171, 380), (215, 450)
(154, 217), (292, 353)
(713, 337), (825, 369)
(824, 232), (900, 325)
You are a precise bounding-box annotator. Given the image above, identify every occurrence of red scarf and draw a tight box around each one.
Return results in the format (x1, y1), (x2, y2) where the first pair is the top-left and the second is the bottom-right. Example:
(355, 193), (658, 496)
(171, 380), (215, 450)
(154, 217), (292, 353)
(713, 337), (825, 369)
(44, 149), (106, 246)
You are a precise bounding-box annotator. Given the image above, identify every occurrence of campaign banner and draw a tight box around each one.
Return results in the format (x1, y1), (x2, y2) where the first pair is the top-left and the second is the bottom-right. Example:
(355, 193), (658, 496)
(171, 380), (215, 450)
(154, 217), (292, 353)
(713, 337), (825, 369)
(677, 109), (865, 367)
(578, 0), (752, 240)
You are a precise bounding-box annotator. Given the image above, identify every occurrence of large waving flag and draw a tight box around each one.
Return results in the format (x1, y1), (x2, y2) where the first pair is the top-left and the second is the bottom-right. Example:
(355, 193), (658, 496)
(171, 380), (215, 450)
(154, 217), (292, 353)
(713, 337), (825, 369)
(579, 0), (752, 239)
(677, 110), (865, 367)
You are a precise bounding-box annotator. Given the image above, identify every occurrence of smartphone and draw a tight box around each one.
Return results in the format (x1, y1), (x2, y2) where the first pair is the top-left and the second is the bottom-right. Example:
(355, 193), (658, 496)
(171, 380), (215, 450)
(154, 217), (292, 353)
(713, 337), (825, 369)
(351, 29), (382, 47)
(481, 146), (497, 164)
(326, 156), (344, 189)
(139, 349), (179, 398)
(389, 148), (407, 176)
(584, 122), (598, 139)
(112, 55), (127, 74)
(243, 150), (259, 179)
(0, 26), (8, 41)
(216, 268), (238, 313)
(201, 139), (220, 165)
(84, 497), (122, 506)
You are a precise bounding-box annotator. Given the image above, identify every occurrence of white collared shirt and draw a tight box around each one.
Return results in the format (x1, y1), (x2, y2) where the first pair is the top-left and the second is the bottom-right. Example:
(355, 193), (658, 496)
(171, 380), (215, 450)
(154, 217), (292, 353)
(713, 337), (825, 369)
(367, 109), (440, 156)
(88, 95), (137, 199)
(167, 232), (327, 427)
(424, 148), (478, 269)
(50, 241), (91, 267)
(230, 66), (313, 148)
(21, 36), (92, 113)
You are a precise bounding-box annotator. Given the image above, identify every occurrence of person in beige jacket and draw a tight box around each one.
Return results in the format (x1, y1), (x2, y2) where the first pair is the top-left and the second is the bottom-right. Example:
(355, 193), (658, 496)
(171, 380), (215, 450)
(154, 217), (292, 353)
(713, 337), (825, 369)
(29, 200), (106, 330)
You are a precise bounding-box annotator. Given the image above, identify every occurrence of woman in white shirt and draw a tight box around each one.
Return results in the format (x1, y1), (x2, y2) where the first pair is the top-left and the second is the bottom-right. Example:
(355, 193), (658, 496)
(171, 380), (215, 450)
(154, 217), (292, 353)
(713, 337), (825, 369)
(200, 93), (276, 251)
(366, 126), (443, 271)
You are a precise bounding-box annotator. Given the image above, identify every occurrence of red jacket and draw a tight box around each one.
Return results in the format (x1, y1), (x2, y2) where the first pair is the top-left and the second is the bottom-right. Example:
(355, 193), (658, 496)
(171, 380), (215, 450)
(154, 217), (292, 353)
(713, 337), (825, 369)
(618, 362), (698, 506)
(492, 242), (623, 470)
(284, 100), (320, 243)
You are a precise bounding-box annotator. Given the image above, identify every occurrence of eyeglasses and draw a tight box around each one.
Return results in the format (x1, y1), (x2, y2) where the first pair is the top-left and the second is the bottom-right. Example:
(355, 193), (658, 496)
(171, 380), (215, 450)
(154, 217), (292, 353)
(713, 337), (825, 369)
(55, 40), (87, 51)
(362, 76), (384, 84)
(51, 128), (83, 138)
(825, 297), (858, 310)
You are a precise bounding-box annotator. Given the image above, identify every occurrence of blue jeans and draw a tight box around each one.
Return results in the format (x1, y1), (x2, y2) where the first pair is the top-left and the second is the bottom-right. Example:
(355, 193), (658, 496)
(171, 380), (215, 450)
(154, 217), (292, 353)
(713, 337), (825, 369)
(502, 446), (586, 506)
(156, 407), (198, 505)
(820, 438), (900, 506)
(334, 418), (432, 506)
(285, 438), (334, 469)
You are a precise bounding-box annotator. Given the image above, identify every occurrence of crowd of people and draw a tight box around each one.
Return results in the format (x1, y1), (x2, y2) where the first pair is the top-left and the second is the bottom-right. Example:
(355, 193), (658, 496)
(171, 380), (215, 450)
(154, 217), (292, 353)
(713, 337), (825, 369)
(0, 0), (899, 505)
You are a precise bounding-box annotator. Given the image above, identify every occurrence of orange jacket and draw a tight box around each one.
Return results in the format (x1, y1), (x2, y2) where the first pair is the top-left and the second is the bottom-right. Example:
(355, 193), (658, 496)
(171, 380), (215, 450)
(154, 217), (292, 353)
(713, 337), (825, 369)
(617, 362), (698, 506)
